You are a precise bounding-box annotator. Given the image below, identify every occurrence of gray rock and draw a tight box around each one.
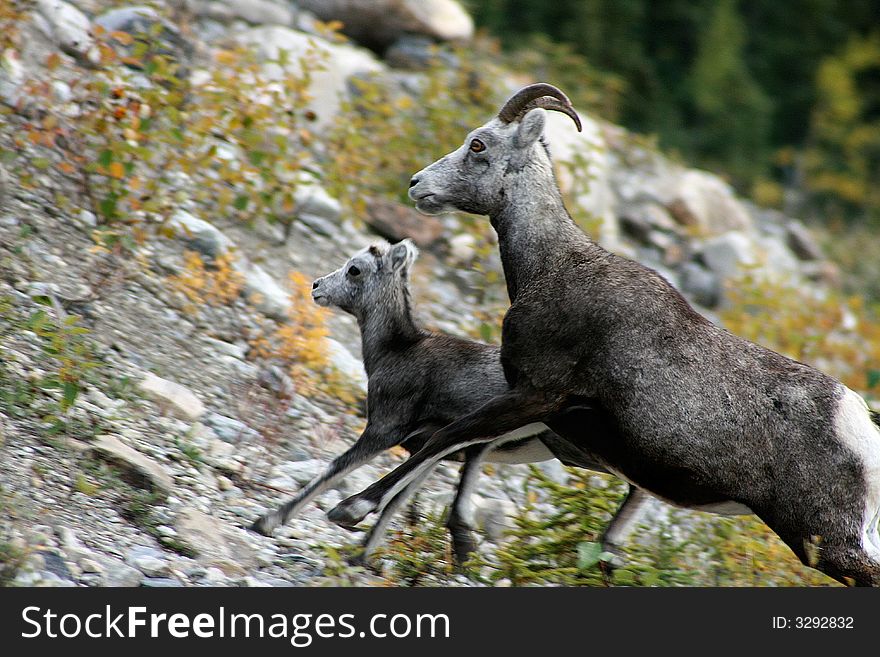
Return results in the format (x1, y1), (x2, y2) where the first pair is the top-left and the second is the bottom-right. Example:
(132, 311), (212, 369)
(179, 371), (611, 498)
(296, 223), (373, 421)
(364, 197), (445, 247)
(93, 6), (192, 69)
(167, 209), (233, 259)
(385, 35), (457, 69)
(132, 555), (169, 577)
(294, 181), (342, 223)
(232, 26), (384, 130)
(179, 0), (294, 26)
(297, 213), (338, 239)
(37, 549), (75, 582)
(473, 497), (517, 542)
(205, 412), (259, 443)
(142, 576), (183, 587)
(786, 220), (823, 261)
(700, 231), (757, 279)
(679, 262), (721, 309)
(88, 434), (174, 495)
(174, 507), (258, 573)
(298, 0), (474, 51)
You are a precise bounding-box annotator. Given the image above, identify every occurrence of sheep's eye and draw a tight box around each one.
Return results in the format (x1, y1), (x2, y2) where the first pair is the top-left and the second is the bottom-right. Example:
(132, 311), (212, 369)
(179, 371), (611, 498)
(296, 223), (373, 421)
(469, 139), (486, 153)
(348, 265), (361, 277)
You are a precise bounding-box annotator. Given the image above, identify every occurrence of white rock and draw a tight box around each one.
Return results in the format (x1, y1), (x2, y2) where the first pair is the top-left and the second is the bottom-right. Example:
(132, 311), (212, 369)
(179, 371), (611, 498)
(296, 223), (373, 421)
(139, 372), (206, 421)
(35, 0), (93, 57)
(276, 459), (326, 485)
(326, 338), (368, 393)
(448, 233), (477, 264)
(234, 260), (290, 320)
(232, 26), (384, 130)
(668, 170), (752, 235)
(168, 209), (233, 259)
(298, 0), (473, 49)
(0, 49), (26, 108)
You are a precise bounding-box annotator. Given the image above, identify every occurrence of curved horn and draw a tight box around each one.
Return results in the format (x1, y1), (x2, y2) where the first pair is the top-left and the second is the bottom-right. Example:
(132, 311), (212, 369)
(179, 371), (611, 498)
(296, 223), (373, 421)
(497, 83), (583, 132)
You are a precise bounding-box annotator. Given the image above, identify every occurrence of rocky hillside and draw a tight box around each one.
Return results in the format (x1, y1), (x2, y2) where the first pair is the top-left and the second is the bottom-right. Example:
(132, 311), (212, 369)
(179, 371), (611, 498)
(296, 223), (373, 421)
(0, 0), (842, 587)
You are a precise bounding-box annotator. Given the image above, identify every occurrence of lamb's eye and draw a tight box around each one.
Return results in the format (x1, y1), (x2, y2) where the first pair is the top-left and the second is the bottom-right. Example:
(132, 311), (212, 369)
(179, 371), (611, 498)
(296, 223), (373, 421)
(469, 139), (486, 153)
(348, 265), (361, 277)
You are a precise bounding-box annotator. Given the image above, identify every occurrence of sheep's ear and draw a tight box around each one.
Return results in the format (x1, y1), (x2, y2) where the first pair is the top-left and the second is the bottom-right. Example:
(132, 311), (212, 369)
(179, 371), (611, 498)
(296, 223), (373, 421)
(514, 108), (546, 149)
(389, 239), (418, 272)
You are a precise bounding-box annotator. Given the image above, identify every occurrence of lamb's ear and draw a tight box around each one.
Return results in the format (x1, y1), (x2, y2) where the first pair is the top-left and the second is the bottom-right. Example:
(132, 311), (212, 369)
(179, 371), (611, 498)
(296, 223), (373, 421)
(389, 239), (419, 272)
(514, 108), (546, 149)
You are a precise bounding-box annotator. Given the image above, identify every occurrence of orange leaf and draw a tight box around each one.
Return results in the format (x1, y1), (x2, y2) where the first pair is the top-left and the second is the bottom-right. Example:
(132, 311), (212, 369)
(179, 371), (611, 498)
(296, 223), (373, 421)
(58, 162), (75, 174)
(46, 52), (61, 70)
(109, 162), (125, 179)
(215, 50), (239, 65)
(110, 31), (134, 45)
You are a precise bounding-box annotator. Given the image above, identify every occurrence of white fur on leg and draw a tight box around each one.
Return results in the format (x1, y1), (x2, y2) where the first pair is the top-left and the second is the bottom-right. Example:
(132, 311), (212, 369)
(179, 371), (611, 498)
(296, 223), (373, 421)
(835, 387), (880, 560)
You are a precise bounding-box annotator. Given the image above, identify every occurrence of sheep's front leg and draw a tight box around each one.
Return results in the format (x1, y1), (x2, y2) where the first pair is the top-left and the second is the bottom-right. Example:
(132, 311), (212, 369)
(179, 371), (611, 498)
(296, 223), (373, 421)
(250, 424), (399, 536)
(328, 390), (563, 529)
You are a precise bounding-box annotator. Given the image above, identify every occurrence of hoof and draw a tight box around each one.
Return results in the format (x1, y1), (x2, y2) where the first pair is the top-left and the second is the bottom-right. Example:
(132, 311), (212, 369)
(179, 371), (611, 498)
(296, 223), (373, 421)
(327, 496), (375, 529)
(346, 551), (368, 568)
(449, 528), (478, 566)
(249, 515), (278, 536)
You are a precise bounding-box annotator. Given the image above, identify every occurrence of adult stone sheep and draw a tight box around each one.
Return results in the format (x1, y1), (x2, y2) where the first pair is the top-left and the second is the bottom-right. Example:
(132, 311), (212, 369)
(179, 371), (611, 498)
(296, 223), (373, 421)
(328, 84), (880, 586)
(251, 239), (649, 564)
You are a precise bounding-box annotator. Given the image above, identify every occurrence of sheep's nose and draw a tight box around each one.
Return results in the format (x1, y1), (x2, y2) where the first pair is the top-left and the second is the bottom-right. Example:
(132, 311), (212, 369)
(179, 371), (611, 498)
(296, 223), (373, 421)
(409, 176), (419, 188)
(312, 279), (320, 289)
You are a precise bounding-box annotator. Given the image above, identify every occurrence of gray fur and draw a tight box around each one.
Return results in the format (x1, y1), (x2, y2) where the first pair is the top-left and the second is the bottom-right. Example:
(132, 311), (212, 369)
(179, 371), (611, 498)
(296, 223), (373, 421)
(330, 86), (880, 586)
(251, 239), (647, 563)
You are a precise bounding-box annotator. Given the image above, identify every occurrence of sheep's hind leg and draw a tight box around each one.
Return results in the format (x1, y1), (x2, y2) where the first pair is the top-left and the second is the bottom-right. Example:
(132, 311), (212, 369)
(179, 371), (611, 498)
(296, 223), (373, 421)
(328, 390), (564, 529)
(446, 445), (493, 565)
(816, 544), (880, 587)
(600, 486), (650, 567)
(353, 464), (435, 565)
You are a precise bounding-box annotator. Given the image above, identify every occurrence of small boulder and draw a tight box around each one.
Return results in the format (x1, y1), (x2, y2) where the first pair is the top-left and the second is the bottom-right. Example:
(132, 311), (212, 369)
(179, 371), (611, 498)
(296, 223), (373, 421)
(139, 372), (206, 421)
(34, 0), (92, 59)
(785, 220), (823, 261)
(88, 435), (174, 495)
(298, 0), (474, 51)
(700, 231), (757, 280)
(364, 197), (444, 247)
(174, 507), (258, 573)
(167, 209), (233, 259)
